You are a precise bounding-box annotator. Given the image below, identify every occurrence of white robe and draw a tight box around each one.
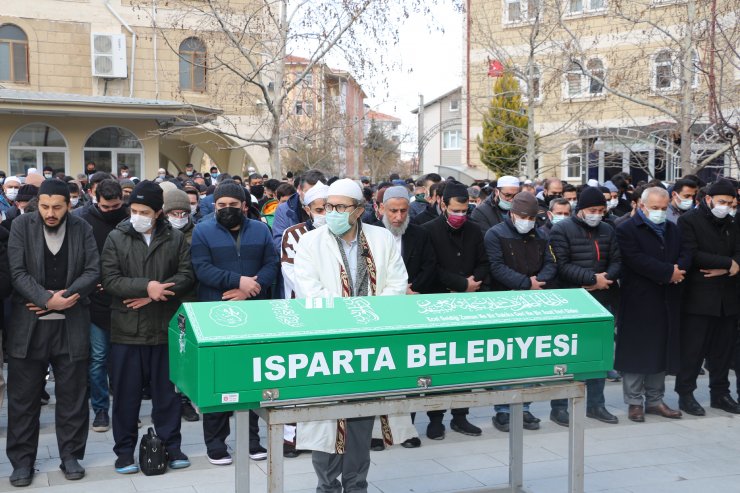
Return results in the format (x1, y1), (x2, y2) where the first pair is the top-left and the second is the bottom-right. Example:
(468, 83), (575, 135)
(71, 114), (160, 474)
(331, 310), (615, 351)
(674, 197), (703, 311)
(294, 223), (417, 453)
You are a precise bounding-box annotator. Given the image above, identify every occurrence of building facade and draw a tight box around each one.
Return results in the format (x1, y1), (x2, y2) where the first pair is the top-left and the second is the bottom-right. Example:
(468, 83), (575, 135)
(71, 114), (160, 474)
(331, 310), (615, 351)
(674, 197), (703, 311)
(0, 0), (276, 180)
(464, 0), (738, 183)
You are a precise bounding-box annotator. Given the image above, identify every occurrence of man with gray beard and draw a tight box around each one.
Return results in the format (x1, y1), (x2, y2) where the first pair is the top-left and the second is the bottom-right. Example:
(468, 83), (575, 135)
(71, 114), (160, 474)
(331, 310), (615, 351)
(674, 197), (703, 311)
(378, 186), (437, 295)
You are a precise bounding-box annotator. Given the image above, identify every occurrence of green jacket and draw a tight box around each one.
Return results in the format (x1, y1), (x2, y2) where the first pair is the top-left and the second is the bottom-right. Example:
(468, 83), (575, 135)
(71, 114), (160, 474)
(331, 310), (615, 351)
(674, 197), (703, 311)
(101, 217), (194, 345)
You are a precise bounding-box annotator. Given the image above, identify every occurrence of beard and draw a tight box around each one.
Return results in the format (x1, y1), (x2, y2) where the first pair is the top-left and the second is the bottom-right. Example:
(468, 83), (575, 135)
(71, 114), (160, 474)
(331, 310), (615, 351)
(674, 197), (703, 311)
(43, 211), (68, 232)
(382, 214), (410, 237)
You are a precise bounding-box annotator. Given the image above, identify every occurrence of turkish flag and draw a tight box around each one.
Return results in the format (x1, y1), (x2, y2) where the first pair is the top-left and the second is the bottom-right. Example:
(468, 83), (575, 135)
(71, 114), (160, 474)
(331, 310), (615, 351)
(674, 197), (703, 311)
(488, 59), (504, 77)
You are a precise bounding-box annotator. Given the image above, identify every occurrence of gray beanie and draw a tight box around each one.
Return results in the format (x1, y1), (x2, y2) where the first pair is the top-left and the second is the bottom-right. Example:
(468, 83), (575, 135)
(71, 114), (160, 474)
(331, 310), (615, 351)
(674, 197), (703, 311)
(382, 186), (410, 203)
(163, 189), (191, 214)
(214, 181), (246, 203)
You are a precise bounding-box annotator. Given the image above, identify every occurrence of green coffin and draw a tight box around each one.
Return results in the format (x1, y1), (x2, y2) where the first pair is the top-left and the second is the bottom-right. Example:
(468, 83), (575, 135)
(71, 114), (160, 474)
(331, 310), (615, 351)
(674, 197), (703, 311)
(169, 289), (613, 413)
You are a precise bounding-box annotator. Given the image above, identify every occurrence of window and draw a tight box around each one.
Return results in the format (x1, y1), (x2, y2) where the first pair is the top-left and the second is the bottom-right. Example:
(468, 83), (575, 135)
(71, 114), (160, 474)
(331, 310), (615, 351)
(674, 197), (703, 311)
(587, 58), (605, 94)
(0, 24), (29, 83)
(565, 145), (582, 179)
(84, 127), (143, 178)
(443, 130), (462, 150)
(653, 50), (676, 91)
(568, 0), (605, 13)
(449, 99), (460, 112)
(302, 72), (313, 87)
(295, 101), (304, 115)
(179, 37), (206, 92)
(504, 0), (539, 23)
(305, 102), (314, 116)
(564, 58), (605, 97)
(9, 124), (68, 176)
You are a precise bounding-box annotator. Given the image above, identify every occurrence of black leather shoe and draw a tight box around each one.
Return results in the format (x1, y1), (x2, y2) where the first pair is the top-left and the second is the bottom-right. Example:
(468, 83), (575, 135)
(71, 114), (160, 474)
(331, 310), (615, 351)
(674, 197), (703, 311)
(492, 412), (510, 432)
(550, 409), (570, 427)
(450, 416), (482, 436)
(710, 394), (740, 414)
(426, 420), (445, 440)
(401, 437), (421, 448)
(678, 394), (706, 416)
(10, 467), (34, 487)
(60, 458), (85, 481)
(522, 411), (541, 430)
(586, 406), (619, 424)
(370, 438), (385, 451)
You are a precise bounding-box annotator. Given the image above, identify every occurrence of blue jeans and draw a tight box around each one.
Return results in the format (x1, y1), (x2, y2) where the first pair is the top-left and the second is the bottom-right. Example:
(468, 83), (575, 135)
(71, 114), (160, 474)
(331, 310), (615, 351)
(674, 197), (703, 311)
(89, 323), (110, 413)
(494, 403), (531, 413)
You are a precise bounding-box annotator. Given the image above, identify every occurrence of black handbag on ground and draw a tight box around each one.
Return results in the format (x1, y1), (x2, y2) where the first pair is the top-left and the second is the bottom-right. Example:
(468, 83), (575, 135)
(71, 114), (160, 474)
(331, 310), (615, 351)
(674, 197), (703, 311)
(139, 427), (167, 476)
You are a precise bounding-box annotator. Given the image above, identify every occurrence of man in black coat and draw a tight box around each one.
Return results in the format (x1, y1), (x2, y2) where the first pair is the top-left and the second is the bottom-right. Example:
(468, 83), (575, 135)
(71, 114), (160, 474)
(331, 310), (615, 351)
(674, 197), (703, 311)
(0, 224), (11, 420)
(615, 187), (689, 423)
(7, 180), (100, 486)
(485, 192), (557, 432)
(469, 175), (520, 235)
(74, 179), (129, 433)
(421, 182), (488, 440)
(549, 186), (621, 426)
(675, 179), (740, 416)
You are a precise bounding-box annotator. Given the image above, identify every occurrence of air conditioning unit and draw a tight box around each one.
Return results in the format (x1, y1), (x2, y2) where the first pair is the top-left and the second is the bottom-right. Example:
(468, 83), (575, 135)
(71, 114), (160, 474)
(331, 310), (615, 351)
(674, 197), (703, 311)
(91, 33), (127, 78)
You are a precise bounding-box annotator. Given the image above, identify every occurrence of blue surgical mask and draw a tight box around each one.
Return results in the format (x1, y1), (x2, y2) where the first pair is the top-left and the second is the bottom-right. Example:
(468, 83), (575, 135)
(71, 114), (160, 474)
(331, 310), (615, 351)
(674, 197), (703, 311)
(646, 209), (667, 225)
(677, 198), (693, 211)
(499, 198), (512, 211)
(551, 214), (568, 224)
(326, 210), (352, 236)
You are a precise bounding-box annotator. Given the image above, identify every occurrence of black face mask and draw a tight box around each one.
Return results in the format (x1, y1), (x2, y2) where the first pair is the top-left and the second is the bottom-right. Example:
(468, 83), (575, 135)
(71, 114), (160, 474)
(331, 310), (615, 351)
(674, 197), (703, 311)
(216, 207), (244, 229)
(250, 185), (265, 199)
(99, 206), (128, 225)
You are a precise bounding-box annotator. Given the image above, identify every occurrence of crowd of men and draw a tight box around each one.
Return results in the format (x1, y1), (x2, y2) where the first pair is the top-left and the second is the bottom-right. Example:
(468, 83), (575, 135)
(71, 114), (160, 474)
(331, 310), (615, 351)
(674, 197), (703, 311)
(0, 163), (739, 492)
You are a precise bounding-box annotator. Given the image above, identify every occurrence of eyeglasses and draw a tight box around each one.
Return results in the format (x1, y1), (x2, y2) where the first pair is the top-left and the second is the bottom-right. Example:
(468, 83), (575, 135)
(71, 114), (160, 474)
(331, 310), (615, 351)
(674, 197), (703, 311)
(325, 203), (358, 213)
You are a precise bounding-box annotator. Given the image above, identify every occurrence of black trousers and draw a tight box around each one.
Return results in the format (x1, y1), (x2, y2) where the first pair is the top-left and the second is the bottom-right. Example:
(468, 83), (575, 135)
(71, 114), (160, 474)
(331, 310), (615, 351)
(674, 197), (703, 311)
(109, 343), (181, 458)
(675, 313), (737, 397)
(6, 320), (89, 469)
(202, 410), (260, 454)
(427, 408), (468, 419)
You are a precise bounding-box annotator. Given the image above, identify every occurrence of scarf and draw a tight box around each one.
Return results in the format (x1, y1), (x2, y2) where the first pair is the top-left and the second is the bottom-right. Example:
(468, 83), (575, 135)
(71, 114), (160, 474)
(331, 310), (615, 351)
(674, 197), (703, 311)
(637, 208), (665, 239)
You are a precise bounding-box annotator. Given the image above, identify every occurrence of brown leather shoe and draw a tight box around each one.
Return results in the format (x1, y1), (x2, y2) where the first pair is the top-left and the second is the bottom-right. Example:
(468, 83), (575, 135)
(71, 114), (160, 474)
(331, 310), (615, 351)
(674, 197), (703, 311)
(628, 404), (645, 422)
(645, 402), (682, 419)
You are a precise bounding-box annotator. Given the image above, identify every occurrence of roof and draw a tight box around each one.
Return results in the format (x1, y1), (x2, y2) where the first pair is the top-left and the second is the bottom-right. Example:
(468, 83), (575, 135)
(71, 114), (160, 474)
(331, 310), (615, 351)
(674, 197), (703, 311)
(0, 89), (221, 121)
(411, 86), (462, 114)
(365, 109), (401, 123)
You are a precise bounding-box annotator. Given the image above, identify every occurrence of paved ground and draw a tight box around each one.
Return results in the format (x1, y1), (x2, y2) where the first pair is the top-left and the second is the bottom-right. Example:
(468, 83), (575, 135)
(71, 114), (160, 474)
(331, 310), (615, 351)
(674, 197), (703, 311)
(0, 374), (739, 492)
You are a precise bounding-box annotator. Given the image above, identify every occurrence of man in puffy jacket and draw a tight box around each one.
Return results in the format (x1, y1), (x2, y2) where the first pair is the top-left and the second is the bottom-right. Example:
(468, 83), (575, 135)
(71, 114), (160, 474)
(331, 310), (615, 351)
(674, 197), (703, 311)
(101, 181), (194, 475)
(470, 176), (520, 235)
(549, 186), (621, 426)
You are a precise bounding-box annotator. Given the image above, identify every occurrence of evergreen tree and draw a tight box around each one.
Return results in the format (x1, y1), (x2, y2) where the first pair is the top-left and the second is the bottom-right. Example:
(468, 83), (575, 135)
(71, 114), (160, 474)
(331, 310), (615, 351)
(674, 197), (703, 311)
(363, 120), (400, 183)
(477, 71), (530, 177)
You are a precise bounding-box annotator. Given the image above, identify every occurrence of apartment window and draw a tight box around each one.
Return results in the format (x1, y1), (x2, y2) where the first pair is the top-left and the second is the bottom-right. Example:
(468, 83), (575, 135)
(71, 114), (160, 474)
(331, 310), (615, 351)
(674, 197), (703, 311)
(519, 65), (541, 100)
(568, 0), (605, 13)
(565, 61), (583, 97)
(587, 58), (605, 94)
(305, 102), (314, 116)
(0, 24), (29, 83)
(653, 50), (676, 91)
(504, 0), (539, 22)
(449, 99), (460, 112)
(565, 145), (582, 179)
(179, 37), (206, 92)
(295, 101), (304, 115)
(443, 130), (462, 150)
(303, 72), (313, 87)
(9, 123), (68, 176)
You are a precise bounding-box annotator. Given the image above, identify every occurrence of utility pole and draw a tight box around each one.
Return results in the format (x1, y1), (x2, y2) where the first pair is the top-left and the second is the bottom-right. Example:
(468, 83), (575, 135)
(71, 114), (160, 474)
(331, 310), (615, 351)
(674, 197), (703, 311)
(417, 94), (424, 173)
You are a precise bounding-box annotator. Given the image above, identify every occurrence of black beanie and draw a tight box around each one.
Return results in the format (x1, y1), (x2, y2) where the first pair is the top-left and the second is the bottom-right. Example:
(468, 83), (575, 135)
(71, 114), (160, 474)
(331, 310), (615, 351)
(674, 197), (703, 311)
(38, 179), (69, 200)
(707, 179), (737, 197)
(17, 184), (39, 202)
(443, 182), (469, 203)
(577, 186), (607, 211)
(214, 181), (246, 203)
(129, 180), (164, 211)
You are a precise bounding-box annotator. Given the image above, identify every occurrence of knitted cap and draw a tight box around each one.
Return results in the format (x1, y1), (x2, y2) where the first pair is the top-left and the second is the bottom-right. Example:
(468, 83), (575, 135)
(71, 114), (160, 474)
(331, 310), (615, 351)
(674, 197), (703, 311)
(214, 181), (246, 203)
(577, 186), (607, 211)
(129, 180), (164, 211)
(383, 186), (410, 203)
(707, 178), (737, 197)
(38, 179), (70, 200)
(511, 192), (539, 218)
(163, 189), (191, 214)
(17, 184), (39, 202)
(443, 182), (469, 202)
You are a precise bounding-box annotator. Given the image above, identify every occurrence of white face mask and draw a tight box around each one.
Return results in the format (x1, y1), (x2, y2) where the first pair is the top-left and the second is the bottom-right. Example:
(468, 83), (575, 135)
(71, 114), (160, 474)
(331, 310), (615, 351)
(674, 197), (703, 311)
(513, 218), (535, 234)
(190, 204), (198, 215)
(645, 209), (667, 225)
(568, 200), (577, 210)
(130, 214), (153, 233)
(5, 188), (19, 201)
(121, 171), (129, 178)
(711, 204), (730, 219)
(168, 215), (189, 229)
(677, 197), (693, 211)
(583, 213), (602, 227)
(312, 213), (327, 228)
(607, 198), (618, 210)
(70, 197), (79, 207)
(44, 173), (53, 179)
(551, 214), (568, 224)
